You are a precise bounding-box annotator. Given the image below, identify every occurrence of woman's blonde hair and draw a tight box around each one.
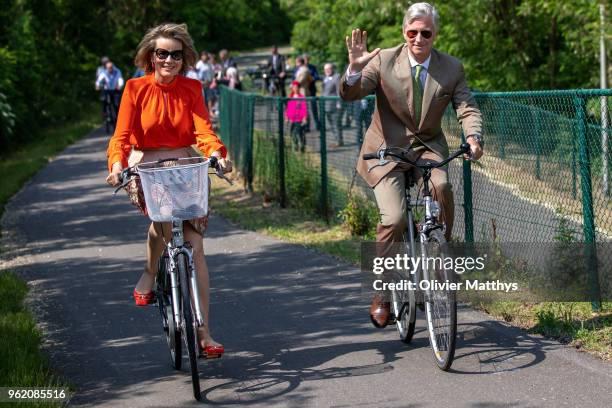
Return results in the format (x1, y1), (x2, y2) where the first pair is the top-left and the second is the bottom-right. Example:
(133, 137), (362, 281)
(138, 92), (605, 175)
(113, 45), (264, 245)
(134, 23), (197, 75)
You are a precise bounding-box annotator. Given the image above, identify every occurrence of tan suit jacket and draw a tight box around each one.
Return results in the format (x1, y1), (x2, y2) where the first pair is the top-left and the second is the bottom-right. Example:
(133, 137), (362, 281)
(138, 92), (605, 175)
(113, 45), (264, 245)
(340, 44), (482, 187)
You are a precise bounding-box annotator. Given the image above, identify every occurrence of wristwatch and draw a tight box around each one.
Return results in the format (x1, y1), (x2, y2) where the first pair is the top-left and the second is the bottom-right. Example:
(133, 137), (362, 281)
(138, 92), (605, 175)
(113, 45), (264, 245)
(467, 134), (484, 148)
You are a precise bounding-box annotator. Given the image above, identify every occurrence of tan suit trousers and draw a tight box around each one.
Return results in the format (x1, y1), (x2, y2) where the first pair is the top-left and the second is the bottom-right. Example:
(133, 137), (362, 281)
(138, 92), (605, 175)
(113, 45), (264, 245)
(373, 149), (454, 246)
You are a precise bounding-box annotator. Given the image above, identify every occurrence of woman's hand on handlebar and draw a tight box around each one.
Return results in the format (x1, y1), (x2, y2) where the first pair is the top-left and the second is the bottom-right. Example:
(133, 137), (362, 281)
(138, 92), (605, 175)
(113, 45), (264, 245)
(106, 162), (123, 187)
(211, 151), (232, 174)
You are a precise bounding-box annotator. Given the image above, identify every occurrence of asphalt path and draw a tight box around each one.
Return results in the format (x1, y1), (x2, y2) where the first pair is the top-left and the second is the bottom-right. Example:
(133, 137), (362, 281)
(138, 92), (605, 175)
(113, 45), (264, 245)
(2, 128), (611, 407)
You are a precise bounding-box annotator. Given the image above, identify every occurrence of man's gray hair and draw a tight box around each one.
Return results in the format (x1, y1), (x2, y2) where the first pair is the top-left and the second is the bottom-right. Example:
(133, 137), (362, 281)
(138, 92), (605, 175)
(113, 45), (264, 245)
(403, 2), (439, 32)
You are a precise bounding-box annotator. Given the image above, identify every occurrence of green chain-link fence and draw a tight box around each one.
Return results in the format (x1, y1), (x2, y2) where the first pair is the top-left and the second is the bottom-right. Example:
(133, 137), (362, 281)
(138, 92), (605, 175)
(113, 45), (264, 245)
(219, 86), (611, 244)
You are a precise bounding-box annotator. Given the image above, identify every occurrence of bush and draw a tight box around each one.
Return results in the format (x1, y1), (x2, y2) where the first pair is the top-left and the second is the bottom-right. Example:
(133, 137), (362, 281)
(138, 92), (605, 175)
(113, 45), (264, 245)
(339, 194), (378, 237)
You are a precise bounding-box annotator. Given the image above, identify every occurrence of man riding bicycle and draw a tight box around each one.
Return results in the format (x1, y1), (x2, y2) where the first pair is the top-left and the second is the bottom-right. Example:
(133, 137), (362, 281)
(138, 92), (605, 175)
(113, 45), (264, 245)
(95, 60), (125, 127)
(339, 2), (484, 329)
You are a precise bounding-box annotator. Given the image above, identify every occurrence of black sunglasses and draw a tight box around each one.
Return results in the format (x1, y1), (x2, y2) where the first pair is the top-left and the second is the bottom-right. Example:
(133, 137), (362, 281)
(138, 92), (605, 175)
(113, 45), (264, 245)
(154, 48), (183, 61)
(406, 30), (433, 39)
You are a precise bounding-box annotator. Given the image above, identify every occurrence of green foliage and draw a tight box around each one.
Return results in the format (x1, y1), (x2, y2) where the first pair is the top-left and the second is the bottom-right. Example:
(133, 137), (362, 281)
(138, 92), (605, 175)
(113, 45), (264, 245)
(285, 149), (321, 212)
(338, 194), (378, 237)
(291, 0), (610, 90)
(554, 207), (578, 242)
(0, 0), (291, 153)
(253, 130), (322, 213)
(0, 102), (98, 216)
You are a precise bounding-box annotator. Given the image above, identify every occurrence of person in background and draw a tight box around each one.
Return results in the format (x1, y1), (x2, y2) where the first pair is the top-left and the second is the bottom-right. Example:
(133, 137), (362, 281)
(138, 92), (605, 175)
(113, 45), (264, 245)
(96, 56), (110, 81)
(105, 23), (231, 358)
(294, 56), (312, 96)
(185, 66), (199, 79)
(285, 80), (308, 152)
(357, 97), (373, 146)
(266, 45), (286, 96)
(226, 66), (242, 91)
(322, 63), (343, 147)
(303, 54), (320, 130)
(95, 60), (125, 118)
(132, 67), (146, 78)
(196, 51), (215, 109)
(219, 49), (237, 78)
(209, 53), (222, 115)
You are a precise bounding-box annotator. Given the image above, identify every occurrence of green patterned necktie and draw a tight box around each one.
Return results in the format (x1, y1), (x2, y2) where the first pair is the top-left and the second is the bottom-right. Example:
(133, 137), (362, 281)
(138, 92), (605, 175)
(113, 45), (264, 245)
(413, 64), (423, 124)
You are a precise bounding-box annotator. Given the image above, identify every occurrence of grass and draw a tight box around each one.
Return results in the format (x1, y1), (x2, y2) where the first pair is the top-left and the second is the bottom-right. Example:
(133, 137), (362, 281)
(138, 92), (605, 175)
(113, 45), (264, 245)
(211, 178), (362, 262)
(0, 102), (98, 403)
(475, 300), (612, 360)
(0, 272), (71, 406)
(210, 177), (612, 361)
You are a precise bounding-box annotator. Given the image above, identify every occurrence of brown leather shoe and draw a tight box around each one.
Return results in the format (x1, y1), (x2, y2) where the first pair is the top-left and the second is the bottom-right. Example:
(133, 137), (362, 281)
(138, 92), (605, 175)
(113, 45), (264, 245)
(369, 294), (390, 328)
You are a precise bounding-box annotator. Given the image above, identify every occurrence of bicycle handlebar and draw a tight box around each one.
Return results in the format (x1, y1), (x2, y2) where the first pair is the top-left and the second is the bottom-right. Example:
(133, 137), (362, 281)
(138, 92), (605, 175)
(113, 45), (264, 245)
(113, 156), (231, 194)
(363, 143), (471, 172)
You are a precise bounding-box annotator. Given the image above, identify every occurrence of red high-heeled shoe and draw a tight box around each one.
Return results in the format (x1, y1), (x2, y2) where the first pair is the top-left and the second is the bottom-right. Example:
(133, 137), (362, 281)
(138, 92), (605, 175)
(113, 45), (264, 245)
(200, 344), (224, 359)
(133, 289), (156, 306)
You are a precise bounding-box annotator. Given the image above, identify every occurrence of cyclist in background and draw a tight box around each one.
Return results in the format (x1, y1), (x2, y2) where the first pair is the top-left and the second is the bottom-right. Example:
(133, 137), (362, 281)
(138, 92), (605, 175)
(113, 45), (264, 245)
(95, 56), (110, 82)
(95, 60), (125, 125)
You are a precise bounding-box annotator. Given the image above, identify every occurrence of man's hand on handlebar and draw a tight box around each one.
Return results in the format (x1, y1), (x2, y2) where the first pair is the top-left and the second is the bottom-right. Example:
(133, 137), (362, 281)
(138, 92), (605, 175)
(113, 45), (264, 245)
(465, 138), (483, 161)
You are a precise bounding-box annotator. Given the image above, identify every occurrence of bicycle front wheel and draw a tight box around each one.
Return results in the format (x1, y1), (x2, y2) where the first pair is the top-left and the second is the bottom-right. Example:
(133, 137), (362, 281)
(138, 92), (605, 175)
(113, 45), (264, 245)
(156, 251), (182, 369)
(390, 273), (416, 343)
(177, 253), (201, 401)
(422, 229), (456, 371)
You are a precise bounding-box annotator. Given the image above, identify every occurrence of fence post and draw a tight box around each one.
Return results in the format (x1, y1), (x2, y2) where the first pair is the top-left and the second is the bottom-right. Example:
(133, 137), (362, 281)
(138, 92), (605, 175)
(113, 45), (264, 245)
(574, 94), (601, 312)
(461, 131), (474, 243)
(277, 97), (287, 208)
(318, 97), (329, 221)
(533, 107), (542, 180)
(572, 137), (577, 199)
(499, 102), (506, 159)
(245, 94), (255, 192)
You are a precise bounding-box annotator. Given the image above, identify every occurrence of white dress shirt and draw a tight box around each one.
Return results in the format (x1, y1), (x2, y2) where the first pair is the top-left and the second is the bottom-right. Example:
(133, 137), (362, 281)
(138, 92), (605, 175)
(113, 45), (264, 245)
(345, 50), (431, 87)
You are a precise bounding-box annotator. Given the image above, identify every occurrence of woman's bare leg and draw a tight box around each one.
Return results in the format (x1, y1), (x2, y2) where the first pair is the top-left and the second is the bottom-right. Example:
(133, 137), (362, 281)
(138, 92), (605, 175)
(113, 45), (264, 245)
(183, 222), (221, 350)
(135, 222), (167, 293)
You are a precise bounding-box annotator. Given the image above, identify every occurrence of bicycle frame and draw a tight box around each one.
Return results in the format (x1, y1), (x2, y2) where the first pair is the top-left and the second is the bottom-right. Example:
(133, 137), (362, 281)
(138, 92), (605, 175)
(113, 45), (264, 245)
(165, 219), (205, 329)
(364, 143), (469, 370)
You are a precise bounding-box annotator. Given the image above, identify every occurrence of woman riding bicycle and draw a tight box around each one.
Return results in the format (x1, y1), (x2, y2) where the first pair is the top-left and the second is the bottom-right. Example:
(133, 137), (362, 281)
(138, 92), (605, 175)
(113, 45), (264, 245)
(105, 23), (231, 358)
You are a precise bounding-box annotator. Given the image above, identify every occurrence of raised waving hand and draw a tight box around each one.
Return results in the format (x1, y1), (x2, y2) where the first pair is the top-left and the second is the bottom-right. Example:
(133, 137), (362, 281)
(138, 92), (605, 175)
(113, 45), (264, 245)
(346, 29), (381, 73)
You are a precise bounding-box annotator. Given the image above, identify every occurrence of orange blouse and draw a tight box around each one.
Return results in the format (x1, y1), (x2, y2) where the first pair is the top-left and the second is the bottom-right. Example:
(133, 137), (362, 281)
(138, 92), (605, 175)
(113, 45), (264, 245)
(106, 74), (226, 171)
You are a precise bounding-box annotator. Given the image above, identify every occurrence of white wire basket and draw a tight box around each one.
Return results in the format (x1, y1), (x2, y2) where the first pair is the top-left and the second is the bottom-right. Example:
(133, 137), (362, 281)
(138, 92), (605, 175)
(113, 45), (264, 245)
(137, 157), (210, 222)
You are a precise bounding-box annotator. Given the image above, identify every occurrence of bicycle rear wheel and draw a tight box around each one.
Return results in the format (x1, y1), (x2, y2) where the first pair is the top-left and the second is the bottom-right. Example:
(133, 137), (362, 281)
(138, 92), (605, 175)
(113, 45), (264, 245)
(156, 251), (182, 369)
(177, 253), (201, 401)
(391, 233), (416, 343)
(422, 229), (456, 370)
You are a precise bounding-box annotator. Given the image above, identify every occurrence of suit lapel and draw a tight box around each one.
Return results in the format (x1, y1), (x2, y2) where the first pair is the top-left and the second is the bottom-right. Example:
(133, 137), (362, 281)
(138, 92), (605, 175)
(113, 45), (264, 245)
(419, 50), (442, 129)
(393, 44), (417, 130)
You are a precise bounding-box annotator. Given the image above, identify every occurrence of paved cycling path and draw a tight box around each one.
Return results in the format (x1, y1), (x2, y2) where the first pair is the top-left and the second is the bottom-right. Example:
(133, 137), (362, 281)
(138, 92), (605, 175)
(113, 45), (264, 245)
(2, 128), (611, 407)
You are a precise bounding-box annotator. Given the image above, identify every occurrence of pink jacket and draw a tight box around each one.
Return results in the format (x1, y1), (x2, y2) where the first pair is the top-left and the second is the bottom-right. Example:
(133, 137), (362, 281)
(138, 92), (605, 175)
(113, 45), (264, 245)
(285, 93), (307, 123)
